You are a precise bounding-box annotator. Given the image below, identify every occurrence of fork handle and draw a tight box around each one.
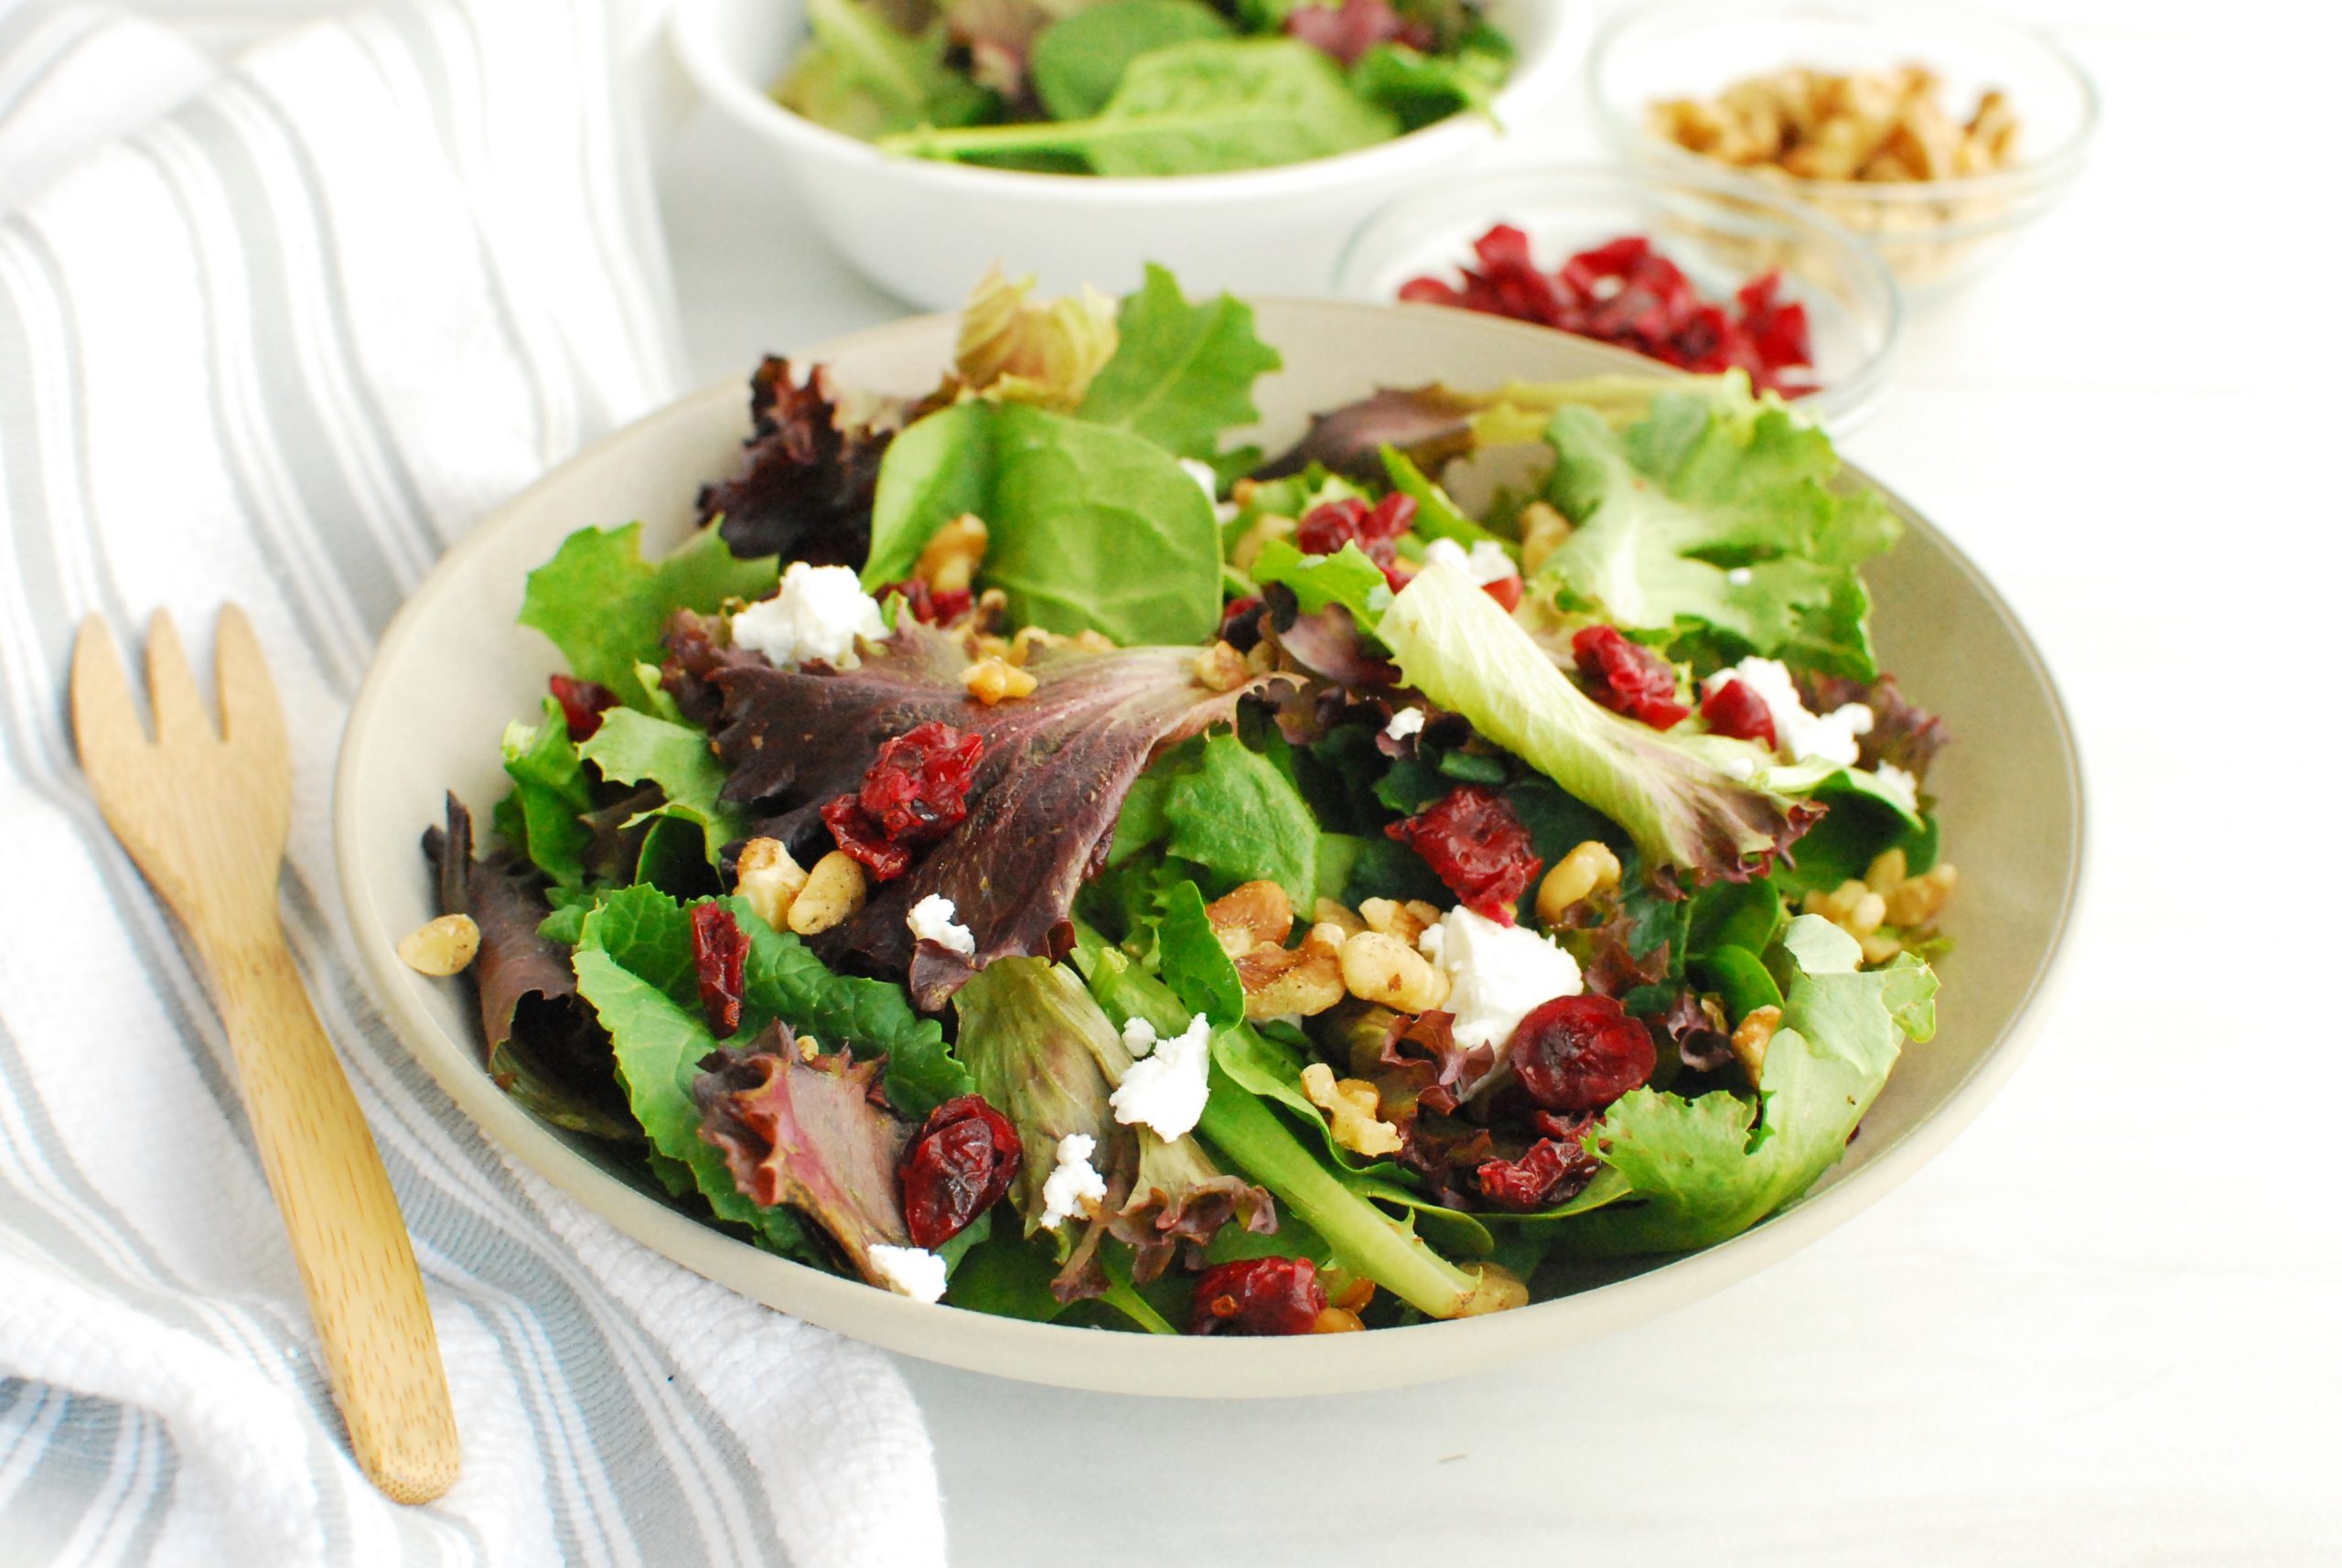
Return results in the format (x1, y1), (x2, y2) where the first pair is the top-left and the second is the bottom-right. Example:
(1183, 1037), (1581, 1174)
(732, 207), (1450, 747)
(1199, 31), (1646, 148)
(200, 918), (460, 1504)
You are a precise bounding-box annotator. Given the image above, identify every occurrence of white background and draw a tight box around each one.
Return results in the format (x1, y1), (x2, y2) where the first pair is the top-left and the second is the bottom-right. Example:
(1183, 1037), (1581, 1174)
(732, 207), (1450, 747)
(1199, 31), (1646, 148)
(648, 2), (2342, 1563)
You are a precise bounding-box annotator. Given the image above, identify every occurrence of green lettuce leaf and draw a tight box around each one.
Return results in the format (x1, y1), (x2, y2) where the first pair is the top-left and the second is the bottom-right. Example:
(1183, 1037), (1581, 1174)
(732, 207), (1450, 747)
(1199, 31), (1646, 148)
(575, 885), (969, 1133)
(1558, 916), (1939, 1254)
(572, 900), (822, 1263)
(1160, 732), (1319, 907)
(1247, 538), (1391, 627)
(1538, 380), (1900, 679)
(1378, 562), (1813, 885)
(1073, 929), (1495, 1315)
(1349, 37), (1509, 130)
(520, 522), (776, 711)
(576, 708), (747, 870)
(1078, 263), (1283, 471)
(862, 398), (1222, 645)
(1380, 444), (1507, 549)
(497, 698), (594, 886)
(777, 0), (994, 140)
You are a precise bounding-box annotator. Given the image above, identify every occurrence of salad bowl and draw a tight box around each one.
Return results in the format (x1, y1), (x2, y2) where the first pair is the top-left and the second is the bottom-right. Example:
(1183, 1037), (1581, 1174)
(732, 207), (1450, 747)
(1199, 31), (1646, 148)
(669, 0), (1579, 307)
(336, 301), (2081, 1395)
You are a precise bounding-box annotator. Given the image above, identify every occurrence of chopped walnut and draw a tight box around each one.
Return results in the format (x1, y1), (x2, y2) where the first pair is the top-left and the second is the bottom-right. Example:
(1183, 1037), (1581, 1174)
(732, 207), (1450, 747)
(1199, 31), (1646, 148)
(961, 654), (1037, 705)
(1300, 1061), (1404, 1157)
(1206, 880), (1294, 957)
(1651, 64), (2021, 186)
(1238, 933), (1346, 1020)
(1338, 930), (1450, 1013)
(1194, 639), (1249, 693)
(914, 514), (988, 595)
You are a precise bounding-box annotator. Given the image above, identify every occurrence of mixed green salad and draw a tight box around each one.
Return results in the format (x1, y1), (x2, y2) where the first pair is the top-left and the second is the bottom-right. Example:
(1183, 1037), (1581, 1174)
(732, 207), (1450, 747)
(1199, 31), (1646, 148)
(777, 0), (1513, 175)
(416, 266), (1955, 1335)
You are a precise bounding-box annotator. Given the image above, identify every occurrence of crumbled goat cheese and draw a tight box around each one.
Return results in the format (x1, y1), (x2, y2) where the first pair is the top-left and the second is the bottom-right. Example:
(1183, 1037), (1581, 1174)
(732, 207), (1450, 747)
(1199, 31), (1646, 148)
(1178, 458), (1237, 523)
(1705, 656), (1873, 768)
(867, 1242), (947, 1303)
(1038, 1133), (1109, 1232)
(1384, 707), (1426, 741)
(1121, 1016), (1159, 1058)
(1724, 755), (1759, 781)
(728, 561), (886, 670)
(1418, 906), (1584, 1050)
(1110, 1012), (1211, 1140)
(1873, 761), (1919, 811)
(905, 894), (975, 957)
(1726, 566), (1755, 586)
(1422, 536), (1519, 585)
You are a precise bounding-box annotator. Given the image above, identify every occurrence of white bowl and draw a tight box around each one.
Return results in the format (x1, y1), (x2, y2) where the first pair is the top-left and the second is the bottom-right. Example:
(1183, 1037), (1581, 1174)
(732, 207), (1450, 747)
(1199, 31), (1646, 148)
(337, 300), (2081, 1396)
(670, 0), (1581, 307)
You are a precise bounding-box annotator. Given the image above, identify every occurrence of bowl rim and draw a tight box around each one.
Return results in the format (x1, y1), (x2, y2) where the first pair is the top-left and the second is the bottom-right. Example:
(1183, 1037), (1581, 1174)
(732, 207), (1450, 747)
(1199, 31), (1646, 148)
(1586, 0), (2101, 210)
(334, 300), (2085, 1395)
(669, 0), (1582, 206)
(1330, 157), (1906, 431)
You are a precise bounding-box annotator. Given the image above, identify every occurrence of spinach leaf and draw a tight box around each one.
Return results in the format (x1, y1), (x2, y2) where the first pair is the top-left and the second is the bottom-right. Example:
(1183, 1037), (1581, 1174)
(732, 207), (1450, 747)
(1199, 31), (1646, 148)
(880, 39), (1398, 177)
(1031, 0), (1233, 121)
(863, 399), (1222, 645)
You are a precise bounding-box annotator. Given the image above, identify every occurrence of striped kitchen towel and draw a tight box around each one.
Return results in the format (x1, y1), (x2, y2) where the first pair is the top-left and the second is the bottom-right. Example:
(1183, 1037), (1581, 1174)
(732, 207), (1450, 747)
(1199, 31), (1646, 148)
(0, 3), (946, 1564)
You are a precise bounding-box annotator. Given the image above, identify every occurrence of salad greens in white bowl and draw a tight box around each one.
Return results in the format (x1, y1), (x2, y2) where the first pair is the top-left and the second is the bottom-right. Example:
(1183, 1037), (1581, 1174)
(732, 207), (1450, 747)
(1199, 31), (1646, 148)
(338, 273), (2079, 1394)
(669, 0), (1577, 306)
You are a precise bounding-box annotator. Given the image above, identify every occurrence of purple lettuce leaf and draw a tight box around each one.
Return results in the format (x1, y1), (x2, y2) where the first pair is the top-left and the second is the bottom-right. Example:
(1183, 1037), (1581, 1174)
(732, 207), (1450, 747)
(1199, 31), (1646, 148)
(696, 357), (897, 568)
(693, 1028), (913, 1282)
(702, 621), (1280, 1007)
(423, 794), (632, 1139)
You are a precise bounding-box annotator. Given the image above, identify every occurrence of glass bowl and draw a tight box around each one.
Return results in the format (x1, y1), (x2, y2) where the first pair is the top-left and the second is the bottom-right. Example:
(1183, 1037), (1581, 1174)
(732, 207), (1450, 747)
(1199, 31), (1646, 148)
(1587, 0), (2099, 297)
(1335, 163), (1901, 432)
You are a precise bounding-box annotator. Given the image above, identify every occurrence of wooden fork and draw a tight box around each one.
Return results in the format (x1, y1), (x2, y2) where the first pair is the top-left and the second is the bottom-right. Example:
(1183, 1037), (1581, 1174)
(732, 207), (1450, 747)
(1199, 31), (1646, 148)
(71, 607), (459, 1505)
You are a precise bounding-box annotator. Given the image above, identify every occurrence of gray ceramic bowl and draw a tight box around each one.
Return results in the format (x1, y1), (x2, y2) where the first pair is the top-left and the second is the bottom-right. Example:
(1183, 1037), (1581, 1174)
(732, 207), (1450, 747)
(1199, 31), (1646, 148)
(335, 301), (2082, 1396)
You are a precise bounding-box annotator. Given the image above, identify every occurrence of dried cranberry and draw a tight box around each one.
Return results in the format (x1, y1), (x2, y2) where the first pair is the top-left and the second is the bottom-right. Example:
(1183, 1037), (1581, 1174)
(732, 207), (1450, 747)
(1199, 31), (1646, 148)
(820, 797), (911, 881)
(864, 722), (983, 841)
(826, 721), (985, 880)
(1476, 1135), (1599, 1211)
(1398, 228), (1817, 396)
(1572, 626), (1689, 730)
(876, 579), (974, 627)
(1700, 676), (1778, 747)
(1296, 493), (1416, 589)
(1509, 994), (1657, 1112)
(1219, 594), (1269, 652)
(1386, 785), (1542, 923)
(1481, 575), (1524, 613)
(897, 1094), (1023, 1250)
(689, 903), (749, 1038)
(1187, 1256), (1326, 1337)
(548, 673), (618, 741)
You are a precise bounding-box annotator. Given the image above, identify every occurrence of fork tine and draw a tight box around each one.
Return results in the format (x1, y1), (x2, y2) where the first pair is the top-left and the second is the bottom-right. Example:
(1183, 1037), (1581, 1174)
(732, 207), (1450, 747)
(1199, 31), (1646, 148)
(213, 605), (288, 778)
(70, 615), (150, 788)
(145, 609), (215, 747)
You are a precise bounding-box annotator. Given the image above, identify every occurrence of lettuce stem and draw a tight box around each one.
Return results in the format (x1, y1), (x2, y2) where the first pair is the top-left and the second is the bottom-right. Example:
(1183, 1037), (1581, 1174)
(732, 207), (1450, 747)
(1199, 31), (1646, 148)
(1071, 927), (1484, 1319)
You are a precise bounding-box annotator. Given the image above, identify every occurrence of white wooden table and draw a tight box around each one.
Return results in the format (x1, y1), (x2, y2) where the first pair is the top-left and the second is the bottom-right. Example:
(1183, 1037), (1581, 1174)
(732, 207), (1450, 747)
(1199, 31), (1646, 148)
(657, 3), (2340, 1559)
